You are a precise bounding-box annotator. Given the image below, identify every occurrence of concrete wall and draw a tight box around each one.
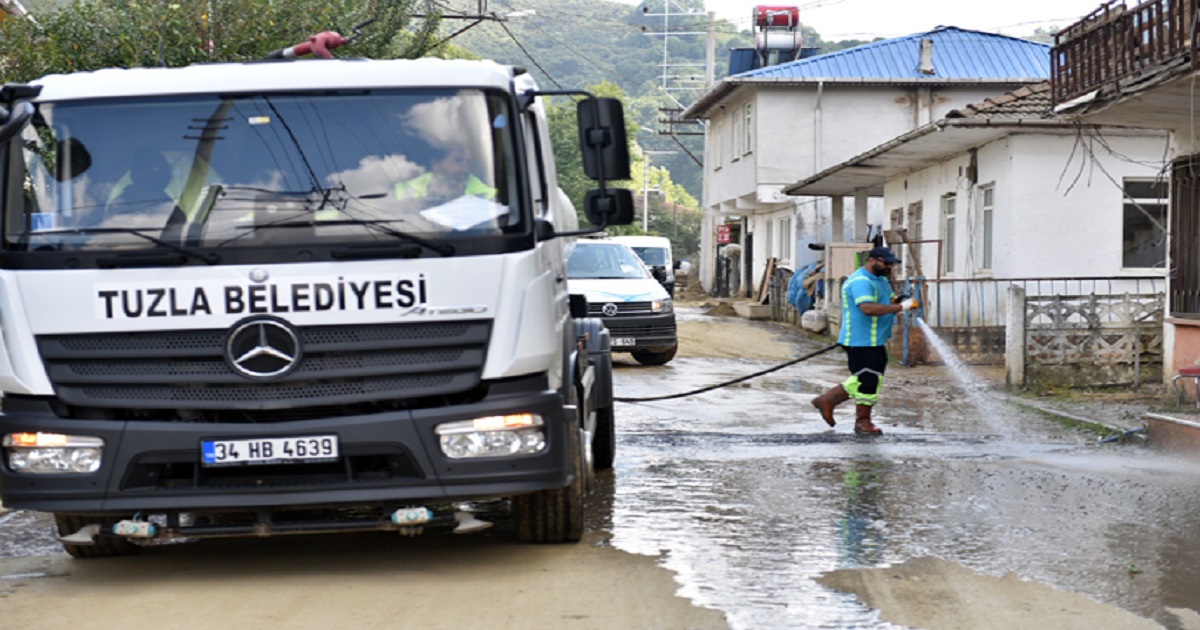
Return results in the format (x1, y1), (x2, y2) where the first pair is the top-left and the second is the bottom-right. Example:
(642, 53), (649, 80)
(1007, 133), (1168, 277)
(879, 131), (1169, 283)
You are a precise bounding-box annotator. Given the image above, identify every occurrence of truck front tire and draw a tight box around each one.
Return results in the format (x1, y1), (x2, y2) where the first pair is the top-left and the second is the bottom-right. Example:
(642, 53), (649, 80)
(592, 406), (615, 470)
(514, 427), (585, 543)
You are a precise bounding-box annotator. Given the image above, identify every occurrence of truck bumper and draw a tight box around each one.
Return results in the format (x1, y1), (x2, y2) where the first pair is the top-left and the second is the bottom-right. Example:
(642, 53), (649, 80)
(0, 375), (573, 513)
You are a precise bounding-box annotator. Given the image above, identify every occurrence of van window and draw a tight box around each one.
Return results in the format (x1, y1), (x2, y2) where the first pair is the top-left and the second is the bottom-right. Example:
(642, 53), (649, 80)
(568, 244), (649, 279)
(632, 246), (667, 267)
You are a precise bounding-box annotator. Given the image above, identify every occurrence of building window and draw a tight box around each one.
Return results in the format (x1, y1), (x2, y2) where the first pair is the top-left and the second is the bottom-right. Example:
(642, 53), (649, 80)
(732, 107), (743, 157)
(713, 120), (723, 168)
(1123, 178), (1167, 269)
(744, 103), (753, 154)
(780, 217), (792, 261)
(980, 185), (994, 270)
(942, 194), (956, 274)
(905, 202), (923, 276)
(764, 217), (773, 258)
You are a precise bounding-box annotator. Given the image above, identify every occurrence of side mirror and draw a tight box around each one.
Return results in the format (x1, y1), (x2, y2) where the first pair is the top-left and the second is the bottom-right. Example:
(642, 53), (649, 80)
(673, 260), (682, 270)
(584, 188), (634, 227)
(577, 97), (631, 181)
(0, 101), (34, 144)
(650, 266), (667, 282)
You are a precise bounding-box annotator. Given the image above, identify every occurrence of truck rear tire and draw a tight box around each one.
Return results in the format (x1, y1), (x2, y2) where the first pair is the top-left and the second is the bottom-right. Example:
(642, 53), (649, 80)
(632, 345), (677, 366)
(514, 428), (584, 543)
(592, 406), (615, 470)
(54, 513), (142, 558)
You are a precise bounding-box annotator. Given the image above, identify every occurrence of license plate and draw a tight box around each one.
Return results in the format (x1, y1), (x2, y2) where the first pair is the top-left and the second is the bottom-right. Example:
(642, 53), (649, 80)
(201, 434), (339, 467)
(612, 337), (636, 347)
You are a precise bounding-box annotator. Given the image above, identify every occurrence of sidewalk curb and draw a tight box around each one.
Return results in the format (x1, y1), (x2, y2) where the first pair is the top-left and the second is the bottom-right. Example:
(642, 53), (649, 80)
(1000, 395), (1144, 438)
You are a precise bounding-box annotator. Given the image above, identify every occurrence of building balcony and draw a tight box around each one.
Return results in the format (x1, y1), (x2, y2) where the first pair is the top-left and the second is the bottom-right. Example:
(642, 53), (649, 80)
(1051, 0), (1197, 110)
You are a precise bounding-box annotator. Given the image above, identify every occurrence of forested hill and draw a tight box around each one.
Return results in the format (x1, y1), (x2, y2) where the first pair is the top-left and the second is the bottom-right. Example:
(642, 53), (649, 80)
(452, 0), (877, 201)
(456, 0), (743, 101)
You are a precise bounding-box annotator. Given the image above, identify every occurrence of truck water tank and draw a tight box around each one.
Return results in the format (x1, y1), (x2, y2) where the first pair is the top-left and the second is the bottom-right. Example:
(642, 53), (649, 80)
(754, 6), (800, 28)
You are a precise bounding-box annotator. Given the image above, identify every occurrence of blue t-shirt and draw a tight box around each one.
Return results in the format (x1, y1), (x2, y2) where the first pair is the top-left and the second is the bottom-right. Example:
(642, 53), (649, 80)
(838, 266), (896, 347)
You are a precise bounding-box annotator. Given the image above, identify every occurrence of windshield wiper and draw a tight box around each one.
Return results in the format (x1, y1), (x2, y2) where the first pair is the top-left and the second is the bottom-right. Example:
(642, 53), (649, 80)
(228, 218), (455, 257)
(30, 227), (220, 265)
(312, 219), (454, 257)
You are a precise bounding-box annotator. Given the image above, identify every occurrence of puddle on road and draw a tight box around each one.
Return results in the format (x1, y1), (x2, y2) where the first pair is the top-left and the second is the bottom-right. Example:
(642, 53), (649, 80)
(606, 354), (1200, 629)
(0, 510), (59, 558)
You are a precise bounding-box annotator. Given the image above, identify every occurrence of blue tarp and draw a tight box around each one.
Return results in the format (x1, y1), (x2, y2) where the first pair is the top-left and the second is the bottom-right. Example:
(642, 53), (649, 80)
(786, 262), (822, 314)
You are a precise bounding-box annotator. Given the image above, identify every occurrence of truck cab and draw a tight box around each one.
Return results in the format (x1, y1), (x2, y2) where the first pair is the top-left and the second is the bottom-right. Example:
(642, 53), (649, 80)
(0, 57), (634, 554)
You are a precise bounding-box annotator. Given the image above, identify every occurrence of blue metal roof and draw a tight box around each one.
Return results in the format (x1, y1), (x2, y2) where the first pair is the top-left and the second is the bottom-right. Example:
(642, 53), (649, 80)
(733, 27), (1050, 81)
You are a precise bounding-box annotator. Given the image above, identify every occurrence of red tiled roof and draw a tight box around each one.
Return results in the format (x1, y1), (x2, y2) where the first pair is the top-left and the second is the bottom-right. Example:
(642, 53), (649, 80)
(945, 81), (1053, 119)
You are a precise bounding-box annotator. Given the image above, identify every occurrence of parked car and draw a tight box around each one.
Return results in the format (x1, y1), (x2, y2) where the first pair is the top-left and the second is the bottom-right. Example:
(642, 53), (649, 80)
(568, 240), (678, 365)
(610, 235), (676, 297)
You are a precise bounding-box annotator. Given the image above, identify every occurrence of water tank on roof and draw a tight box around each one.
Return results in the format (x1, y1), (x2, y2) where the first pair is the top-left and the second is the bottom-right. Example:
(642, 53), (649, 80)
(754, 5), (800, 28)
(729, 48), (759, 75)
(756, 30), (803, 51)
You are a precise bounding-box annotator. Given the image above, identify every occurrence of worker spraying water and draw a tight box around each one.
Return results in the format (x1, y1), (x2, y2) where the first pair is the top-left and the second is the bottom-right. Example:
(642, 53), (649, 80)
(811, 246), (920, 435)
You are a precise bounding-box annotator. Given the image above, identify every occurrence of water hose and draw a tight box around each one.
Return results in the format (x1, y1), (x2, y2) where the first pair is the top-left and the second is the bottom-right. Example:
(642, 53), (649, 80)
(614, 343), (840, 403)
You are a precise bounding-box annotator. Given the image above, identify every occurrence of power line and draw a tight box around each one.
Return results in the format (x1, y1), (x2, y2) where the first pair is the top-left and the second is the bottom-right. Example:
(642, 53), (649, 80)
(492, 0), (651, 93)
(496, 20), (565, 89)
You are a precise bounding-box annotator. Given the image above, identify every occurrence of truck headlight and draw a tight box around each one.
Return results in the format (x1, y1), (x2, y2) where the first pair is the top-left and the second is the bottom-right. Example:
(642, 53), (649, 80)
(652, 298), (673, 313)
(3, 433), (104, 474)
(436, 413), (546, 459)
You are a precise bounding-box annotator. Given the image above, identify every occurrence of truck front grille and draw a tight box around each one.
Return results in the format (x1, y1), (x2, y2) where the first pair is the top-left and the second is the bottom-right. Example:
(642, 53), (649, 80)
(36, 321), (490, 415)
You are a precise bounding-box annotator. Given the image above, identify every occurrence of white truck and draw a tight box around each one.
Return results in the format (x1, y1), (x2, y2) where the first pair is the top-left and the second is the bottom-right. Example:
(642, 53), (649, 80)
(0, 43), (635, 555)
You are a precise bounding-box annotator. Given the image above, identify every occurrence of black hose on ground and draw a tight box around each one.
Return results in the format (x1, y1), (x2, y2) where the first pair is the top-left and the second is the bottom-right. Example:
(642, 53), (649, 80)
(614, 343), (840, 403)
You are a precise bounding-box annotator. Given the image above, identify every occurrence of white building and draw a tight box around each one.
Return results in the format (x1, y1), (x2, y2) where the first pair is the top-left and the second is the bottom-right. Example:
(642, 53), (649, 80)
(682, 27), (1053, 297)
(784, 81), (1168, 331)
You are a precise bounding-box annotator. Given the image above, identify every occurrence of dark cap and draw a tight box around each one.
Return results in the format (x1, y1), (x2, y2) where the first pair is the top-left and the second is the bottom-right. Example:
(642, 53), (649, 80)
(868, 246), (901, 264)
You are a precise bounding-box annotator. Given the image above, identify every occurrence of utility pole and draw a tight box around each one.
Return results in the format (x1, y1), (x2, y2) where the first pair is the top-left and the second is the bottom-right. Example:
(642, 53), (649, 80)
(706, 10), (715, 91)
(641, 1), (706, 94)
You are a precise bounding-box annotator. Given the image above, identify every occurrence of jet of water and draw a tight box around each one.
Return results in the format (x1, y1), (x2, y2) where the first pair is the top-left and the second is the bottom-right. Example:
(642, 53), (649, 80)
(913, 316), (1015, 436)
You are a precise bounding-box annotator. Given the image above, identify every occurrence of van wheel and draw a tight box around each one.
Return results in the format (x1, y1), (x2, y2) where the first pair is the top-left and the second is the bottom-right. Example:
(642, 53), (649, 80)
(632, 345), (677, 366)
(54, 513), (142, 558)
(514, 428), (584, 543)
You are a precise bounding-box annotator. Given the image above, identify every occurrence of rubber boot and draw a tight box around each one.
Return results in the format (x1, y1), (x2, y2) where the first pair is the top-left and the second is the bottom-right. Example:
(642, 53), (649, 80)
(810, 385), (850, 427)
(854, 404), (883, 435)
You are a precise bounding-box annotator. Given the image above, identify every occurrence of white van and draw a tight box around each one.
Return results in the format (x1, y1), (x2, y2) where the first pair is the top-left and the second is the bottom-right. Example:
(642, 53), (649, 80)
(567, 240), (678, 365)
(610, 235), (675, 297)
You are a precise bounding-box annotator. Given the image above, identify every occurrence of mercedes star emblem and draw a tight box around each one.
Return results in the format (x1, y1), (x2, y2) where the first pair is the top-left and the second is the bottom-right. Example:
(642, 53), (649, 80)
(225, 317), (302, 380)
(602, 303), (619, 317)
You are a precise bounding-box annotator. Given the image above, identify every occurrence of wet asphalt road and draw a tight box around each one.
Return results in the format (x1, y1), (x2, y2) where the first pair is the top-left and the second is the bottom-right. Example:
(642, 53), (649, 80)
(3, 307), (1200, 628)
(602, 310), (1200, 628)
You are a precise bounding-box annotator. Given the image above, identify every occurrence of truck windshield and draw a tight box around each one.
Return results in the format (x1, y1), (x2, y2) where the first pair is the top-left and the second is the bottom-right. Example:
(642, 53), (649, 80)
(6, 89), (520, 254)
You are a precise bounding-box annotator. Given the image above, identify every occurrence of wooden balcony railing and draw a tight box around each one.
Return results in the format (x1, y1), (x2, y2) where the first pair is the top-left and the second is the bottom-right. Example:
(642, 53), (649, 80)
(1051, 0), (1198, 104)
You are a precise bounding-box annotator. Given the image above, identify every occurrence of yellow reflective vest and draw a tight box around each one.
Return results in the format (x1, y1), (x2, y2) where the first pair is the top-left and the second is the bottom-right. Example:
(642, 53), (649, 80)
(394, 172), (497, 201)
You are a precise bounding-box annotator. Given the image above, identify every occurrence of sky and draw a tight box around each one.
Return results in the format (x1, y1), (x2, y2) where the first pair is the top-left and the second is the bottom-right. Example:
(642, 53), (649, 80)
(613, 0), (1113, 39)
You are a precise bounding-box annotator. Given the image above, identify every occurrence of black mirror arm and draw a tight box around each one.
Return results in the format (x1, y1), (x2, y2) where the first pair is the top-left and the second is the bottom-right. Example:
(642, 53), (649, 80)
(0, 101), (34, 144)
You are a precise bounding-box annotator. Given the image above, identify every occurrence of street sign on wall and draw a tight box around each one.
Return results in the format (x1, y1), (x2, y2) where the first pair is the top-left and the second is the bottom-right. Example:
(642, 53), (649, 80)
(717, 224), (731, 244)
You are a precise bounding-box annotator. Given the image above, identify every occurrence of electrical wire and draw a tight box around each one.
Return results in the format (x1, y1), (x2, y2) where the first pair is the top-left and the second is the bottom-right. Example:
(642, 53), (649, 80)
(614, 343), (839, 402)
(496, 20), (565, 89)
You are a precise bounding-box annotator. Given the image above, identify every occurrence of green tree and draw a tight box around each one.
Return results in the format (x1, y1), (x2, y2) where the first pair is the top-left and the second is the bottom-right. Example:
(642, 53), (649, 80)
(0, 0), (443, 83)
(545, 80), (700, 258)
